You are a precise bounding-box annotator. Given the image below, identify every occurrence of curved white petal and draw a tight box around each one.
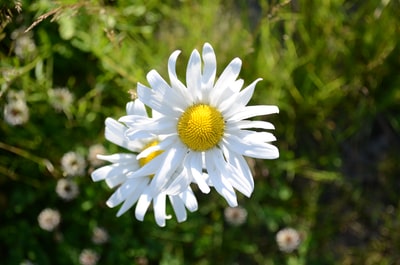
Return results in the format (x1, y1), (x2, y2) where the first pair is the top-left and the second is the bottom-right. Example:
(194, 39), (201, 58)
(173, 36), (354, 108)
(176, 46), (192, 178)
(169, 195), (187, 222)
(233, 120), (275, 130)
(116, 178), (149, 217)
(237, 78), (261, 106)
(150, 145), (186, 195)
(223, 134), (279, 159)
(137, 83), (182, 117)
(105, 173), (127, 188)
(205, 148), (238, 207)
(212, 147), (252, 197)
(147, 70), (186, 111)
(201, 43), (216, 97)
(96, 153), (137, 164)
(187, 151), (211, 193)
(153, 193), (170, 227)
(126, 100), (147, 117)
(106, 177), (145, 208)
(136, 135), (177, 160)
(91, 162), (138, 182)
(228, 105), (279, 121)
(168, 50), (192, 105)
(180, 188), (198, 212)
(135, 190), (152, 221)
(186, 49), (202, 101)
(104, 118), (142, 152)
(221, 143), (254, 192)
(217, 79), (244, 113)
(165, 167), (192, 195)
(210, 57), (242, 106)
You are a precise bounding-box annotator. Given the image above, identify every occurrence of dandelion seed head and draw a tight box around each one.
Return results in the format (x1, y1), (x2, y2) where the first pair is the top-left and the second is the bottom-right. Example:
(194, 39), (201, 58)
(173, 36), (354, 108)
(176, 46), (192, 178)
(37, 208), (61, 231)
(276, 227), (301, 253)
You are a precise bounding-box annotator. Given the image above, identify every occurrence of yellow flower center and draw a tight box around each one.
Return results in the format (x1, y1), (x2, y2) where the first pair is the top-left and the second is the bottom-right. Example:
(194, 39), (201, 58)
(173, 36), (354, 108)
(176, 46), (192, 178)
(138, 141), (163, 178)
(177, 104), (225, 151)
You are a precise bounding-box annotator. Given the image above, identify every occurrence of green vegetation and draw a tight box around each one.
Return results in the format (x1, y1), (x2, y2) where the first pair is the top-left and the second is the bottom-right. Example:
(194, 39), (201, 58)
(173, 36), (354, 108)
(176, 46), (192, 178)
(1, 0), (399, 264)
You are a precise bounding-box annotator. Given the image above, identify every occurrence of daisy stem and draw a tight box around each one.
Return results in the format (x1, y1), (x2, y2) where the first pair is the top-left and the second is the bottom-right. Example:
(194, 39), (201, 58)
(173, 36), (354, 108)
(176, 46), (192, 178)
(0, 141), (56, 177)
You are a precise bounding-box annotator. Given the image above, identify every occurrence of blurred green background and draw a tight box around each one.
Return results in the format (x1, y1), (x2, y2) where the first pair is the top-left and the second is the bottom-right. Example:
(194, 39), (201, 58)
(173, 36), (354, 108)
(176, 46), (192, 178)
(1, 0), (399, 264)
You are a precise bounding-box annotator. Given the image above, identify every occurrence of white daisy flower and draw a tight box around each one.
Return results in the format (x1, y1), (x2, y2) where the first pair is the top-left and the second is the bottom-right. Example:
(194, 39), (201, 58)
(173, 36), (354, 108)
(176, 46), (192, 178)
(91, 100), (198, 227)
(224, 206), (248, 226)
(37, 208), (61, 232)
(120, 43), (279, 207)
(88, 144), (106, 167)
(276, 227), (302, 253)
(79, 249), (99, 265)
(91, 226), (109, 244)
(55, 178), (79, 201)
(3, 99), (29, 126)
(61, 151), (86, 177)
(48, 87), (74, 112)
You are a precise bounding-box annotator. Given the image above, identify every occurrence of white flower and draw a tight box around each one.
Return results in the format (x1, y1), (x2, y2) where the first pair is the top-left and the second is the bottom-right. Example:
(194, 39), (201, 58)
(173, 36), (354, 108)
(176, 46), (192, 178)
(48, 87), (74, 112)
(3, 99), (29, 126)
(37, 208), (61, 231)
(276, 227), (301, 253)
(55, 178), (79, 201)
(224, 206), (248, 226)
(7, 90), (26, 102)
(11, 28), (36, 59)
(91, 226), (109, 244)
(79, 249), (99, 265)
(120, 43), (279, 207)
(91, 100), (198, 227)
(88, 144), (106, 167)
(61, 151), (86, 177)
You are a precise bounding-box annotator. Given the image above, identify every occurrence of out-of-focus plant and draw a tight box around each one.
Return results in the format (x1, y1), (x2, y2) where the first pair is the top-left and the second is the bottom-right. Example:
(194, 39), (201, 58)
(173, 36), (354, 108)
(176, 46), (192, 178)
(1, 0), (399, 264)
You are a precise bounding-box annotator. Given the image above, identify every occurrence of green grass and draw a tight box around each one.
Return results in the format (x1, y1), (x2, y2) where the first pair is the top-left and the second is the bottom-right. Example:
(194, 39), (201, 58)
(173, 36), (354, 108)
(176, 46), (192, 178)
(1, 0), (399, 264)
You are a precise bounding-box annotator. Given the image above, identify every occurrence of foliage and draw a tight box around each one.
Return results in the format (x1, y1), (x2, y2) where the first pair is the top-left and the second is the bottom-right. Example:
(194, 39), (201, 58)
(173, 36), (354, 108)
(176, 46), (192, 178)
(1, 0), (399, 264)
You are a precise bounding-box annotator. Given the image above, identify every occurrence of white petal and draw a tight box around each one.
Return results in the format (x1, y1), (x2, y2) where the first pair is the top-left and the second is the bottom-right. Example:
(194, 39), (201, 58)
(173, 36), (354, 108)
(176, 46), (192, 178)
(105, 173), (127, 188)
(122, 116), (177, 138)
(221, 144), (254, 193)
(96, 153), (137, 164)
(106, 178), (146, 208)
(137, 83), (181, 117)
(91, 162), (138, 182)
(104, 118), (141, 152)
(116, 178), (149, 217)
(223, 134), (279, 159)
(135, 190), (152, 221)
(187, 151), (211, 193)
(217, 79), (244, 113)
(149, 144), (186, 195)
(212, 147), (252, 197)
(168, 50), (192, 105)
(210, 58), (242, 106)
(232, 130), (277, 143)
(164, 167), (191, 195)
(123, 152), (165, 179)
(201, 43), (216, 96)
(234, 120), (275, 130)
(126, 100), (147, 117)
(169, 195), (187, 222)
(186, 49), (202, 101)
(136, 135), (177, 160)
(180, 188), (198, 212)
(228, 105), (279, 121)
(237, 78), (261, 106)
(205, 149), (238, 207)
(147, 70), (186, 110)
(153, 193), (170, 227)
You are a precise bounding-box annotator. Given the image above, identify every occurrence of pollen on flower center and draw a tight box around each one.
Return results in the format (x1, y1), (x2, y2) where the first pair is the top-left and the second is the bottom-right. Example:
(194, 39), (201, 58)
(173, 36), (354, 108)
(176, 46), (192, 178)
(177, 104), (225, 151)
(138, 141), (163, 178)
